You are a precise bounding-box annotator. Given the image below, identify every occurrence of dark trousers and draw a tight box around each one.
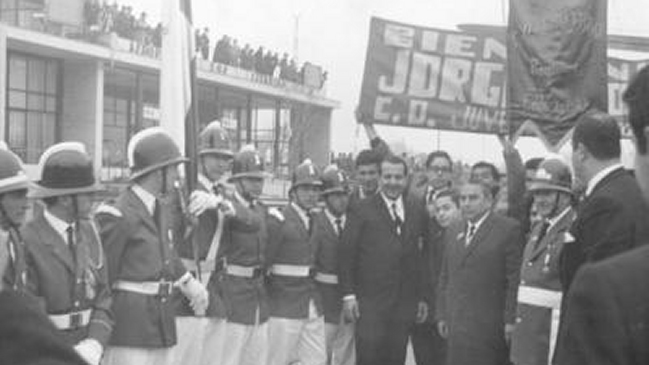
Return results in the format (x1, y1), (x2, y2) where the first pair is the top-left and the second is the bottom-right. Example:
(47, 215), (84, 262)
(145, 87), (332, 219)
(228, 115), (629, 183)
(356, 312), (411, 365)
(410, 322), (447, 365)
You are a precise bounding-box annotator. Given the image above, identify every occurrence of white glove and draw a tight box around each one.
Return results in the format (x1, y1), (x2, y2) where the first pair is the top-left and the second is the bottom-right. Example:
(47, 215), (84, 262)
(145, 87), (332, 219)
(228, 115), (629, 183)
(188, 190), (222, 216)
(218, 200), (236, 218)
(177, 272), (209, 316)
(74, 338), (103, 365)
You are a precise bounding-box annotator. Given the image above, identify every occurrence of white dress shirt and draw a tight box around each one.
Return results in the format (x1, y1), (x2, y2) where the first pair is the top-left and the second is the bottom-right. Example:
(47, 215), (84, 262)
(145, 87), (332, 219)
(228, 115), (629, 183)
(380, 192), (404, 222)
(324, 208), (346, 235)
(43, 208), (75, 245)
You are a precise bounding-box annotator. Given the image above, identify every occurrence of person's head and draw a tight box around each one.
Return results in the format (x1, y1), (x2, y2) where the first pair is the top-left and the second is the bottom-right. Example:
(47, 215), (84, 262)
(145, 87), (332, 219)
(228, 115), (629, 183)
(228, 145), (267, 201)
(571, 111), (621, 184)
(0, 148), (29, 228)
(380, 155), (408, 200)
(433, 189), (461, 228)
(425, 151), (453, 190)
(470, 161), (500, 198)
(320, 165), (350, 216)
(459, 180), (493, 222)
(127, 127), (187, 196)
(198, 121), (234, 182)
(31, 142), (103, 222)
(529, 157), (573, 219)
(524, 157), (544, 187)
(355, 149), (381, 194)
(290, 159), (322, 210)
(624, 65), (649, 202)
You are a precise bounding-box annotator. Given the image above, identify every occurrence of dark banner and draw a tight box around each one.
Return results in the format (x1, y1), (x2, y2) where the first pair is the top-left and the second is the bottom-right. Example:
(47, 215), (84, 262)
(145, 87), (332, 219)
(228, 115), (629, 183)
(358, 17), (509, 134)
(507, 0), (608, 147)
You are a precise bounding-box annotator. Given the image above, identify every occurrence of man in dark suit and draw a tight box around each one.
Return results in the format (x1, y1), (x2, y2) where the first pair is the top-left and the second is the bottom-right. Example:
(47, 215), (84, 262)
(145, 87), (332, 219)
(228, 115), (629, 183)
(561, 111), (649, 292)
(555, 65), (649, 365)
(436, 181), (523, 365)
(340, 154), (429, 365)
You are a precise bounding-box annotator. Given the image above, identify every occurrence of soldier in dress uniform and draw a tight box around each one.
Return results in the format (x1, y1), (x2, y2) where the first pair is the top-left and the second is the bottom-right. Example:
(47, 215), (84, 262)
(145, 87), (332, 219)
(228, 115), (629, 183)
(96, 128), (209, 365)
(510, 157), (575, 365)
(23, 142), (113, 365)
(311, 165), (355, 365)
(218, 145), (272, 365)
(0, 146), (30, 292)
(174, 121), (232, 365)
(267, 159), (327, 365)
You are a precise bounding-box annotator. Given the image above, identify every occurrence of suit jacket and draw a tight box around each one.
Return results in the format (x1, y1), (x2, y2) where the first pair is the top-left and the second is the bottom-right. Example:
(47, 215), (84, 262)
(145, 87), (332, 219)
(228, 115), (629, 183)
(560, 168), (649, 291)
(95, 188), (186, 348)
(556, 244), (649, 365)
(312, 210), (344, 324)
(218, 198), (269, 325)
(1, 228), (28, 292)
(436, 212), (523, 365)
(23, 210), (113, 347)
(0, 290), (87, 365)
(339, 192), (429, 322)
(511, 208), (575, 365)
(267, 203), (321, 319)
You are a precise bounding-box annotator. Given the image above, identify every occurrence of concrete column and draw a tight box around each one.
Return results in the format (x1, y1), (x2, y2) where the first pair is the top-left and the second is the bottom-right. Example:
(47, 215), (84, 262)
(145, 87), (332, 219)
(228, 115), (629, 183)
(0, 27), (7, 142)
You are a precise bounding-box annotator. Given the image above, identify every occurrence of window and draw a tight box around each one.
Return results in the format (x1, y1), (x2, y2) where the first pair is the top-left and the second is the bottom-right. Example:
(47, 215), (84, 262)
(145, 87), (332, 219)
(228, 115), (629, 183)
(6, 53), (58, 163)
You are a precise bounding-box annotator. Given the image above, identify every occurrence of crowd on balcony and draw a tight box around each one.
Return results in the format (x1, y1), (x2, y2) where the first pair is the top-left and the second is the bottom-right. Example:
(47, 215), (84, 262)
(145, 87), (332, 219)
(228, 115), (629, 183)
(82, 1), (327, 89)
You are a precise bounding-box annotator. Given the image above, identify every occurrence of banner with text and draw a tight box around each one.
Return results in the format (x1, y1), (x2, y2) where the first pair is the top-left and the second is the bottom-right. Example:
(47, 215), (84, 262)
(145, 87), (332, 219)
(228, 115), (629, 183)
(507, 0), (608, 147)
(358, 17), (643, 141)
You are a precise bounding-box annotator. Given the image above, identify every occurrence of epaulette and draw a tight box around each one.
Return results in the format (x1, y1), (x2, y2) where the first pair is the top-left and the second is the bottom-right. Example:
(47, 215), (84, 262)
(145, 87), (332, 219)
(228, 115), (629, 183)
(268, 207), (284, 222)
(94, 203), (123, 218)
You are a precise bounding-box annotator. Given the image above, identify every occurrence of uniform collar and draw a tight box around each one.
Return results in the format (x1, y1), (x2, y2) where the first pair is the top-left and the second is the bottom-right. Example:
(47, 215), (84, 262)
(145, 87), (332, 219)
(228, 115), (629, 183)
(291, 202), (311, 228)
(43, 208), (74, 244)
(131, 184), (156, 216)
(324, 208), (346, 228)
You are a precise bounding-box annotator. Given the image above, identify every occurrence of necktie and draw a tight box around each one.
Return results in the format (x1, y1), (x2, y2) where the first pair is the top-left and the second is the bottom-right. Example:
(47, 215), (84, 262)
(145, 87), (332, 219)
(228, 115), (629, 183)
(533, 220), (551, 251)
(391, 202), (403, 235)
(427, 188), (435, 205)
(66, 225), (76, 264)
(307, 212), (313, 235)
(465, 222), (477, 246)
(153, 199), (161, 229)
(335, 218), (343, 238)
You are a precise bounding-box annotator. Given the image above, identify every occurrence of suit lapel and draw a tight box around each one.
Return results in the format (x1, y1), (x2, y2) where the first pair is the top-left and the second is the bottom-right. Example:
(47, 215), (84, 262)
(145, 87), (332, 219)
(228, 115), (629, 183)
(34, 212), (75, 273)
(373, 194), (401, 241)
(461, 213), (495, 264)
(125, 188), (158, 233)
(320, 212), (338, 239)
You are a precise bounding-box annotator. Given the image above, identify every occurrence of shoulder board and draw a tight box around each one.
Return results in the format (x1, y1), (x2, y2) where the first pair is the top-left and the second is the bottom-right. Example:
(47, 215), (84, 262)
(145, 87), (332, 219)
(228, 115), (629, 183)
(94, 203), (123, 218)
(268, 207), (284, 222)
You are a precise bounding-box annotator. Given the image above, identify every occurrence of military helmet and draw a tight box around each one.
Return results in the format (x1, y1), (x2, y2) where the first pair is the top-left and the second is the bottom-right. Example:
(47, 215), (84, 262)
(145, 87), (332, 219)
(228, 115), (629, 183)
(0, 144), (29, 195)
(127, 127), (188, 181)
(320, 165), (349, 196)
(228, 145), (267, 182)
(529, 157), (573, 195)
(30, 142), (103, 198)
(291, 159), (322, 191)
(198, 120), (233, 158)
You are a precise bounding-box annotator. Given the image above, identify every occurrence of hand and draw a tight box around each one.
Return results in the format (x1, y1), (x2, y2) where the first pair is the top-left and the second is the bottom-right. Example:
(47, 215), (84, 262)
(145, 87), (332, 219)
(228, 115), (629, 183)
(415, 301), (428, 324)
(188, 190), (221, 216)
(504, 323), (516, 343)
(179, 274), (209, 316)
(74, 339), (103, 365)
(218, 200), (236, 218)
(342, 297), (360, 323)
(437, 321), (449, 339)
(498, 134), (517, 157)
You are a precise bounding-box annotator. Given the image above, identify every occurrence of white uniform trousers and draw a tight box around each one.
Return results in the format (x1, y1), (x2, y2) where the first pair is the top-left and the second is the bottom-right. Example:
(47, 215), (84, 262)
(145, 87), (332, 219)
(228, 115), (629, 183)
(101, 346), (175, 365)
(220, 320), (269, 365)
(171, 316), (210, 365)
(324, 321), (355, 365)
(198, 317), (227, 365)
(267, 301), (327, 365)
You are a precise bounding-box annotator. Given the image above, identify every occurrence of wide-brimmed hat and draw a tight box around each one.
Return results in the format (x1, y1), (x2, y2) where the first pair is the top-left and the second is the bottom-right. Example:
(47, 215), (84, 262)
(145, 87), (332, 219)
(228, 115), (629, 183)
(529, 157), (572, 195)
(128, 127), (188, 181)
(30, 142), (103, 199)
(320, 165), (349, 196)
(198, 120), (234, 158)
(291, 159), (322, 191)
(0, 145), (29, 196)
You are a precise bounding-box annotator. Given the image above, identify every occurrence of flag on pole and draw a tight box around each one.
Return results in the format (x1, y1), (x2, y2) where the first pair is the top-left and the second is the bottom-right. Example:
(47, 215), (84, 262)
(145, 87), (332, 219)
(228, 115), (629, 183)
(160, 0), (196, 154)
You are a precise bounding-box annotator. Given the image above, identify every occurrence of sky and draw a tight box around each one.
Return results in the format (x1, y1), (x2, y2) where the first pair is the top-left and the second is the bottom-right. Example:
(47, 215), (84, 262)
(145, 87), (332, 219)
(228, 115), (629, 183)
(129, 0), (649, 166)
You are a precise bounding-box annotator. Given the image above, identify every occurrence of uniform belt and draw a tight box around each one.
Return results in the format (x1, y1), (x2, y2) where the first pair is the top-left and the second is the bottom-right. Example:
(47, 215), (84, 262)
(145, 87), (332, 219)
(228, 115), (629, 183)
(270, 264), (312, 277)
(225, 264), (263, 278)
(112, 280), (175, 297)
(49, 309), (92, 330)
(314, 272), (338, 285)
(517, 286), (562, 309)
(181, 258), (222, 273)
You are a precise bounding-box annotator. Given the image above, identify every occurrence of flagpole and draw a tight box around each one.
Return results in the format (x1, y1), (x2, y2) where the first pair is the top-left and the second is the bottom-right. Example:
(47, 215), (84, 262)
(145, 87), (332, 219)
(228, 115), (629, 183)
(184, 0), (199, 192)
